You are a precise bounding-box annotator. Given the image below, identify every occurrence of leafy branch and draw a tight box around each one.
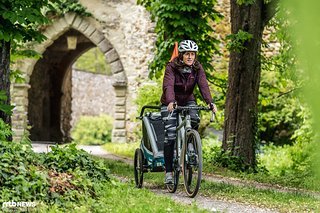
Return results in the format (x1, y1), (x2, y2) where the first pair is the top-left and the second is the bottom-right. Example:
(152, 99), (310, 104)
(138, 0), (223, 79)
(226, 30), (253, 53)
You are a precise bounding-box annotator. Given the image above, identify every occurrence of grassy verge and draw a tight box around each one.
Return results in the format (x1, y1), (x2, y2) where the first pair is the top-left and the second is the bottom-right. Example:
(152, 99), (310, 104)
(36, 179), (206, 213)
(103, 158), (320, 213)
(103, 142), (320, 192)
(103, 142), (138, 158)
(202, 163), (320, 192)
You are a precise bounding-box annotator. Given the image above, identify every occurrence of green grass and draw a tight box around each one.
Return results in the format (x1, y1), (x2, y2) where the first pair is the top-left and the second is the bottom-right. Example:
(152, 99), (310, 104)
(202, 161), (320, 192)
(35, 178), (207, 213)
(103, 142), (320, 192)
(103, 142), (138, 158)
(102, 158), (320, 213)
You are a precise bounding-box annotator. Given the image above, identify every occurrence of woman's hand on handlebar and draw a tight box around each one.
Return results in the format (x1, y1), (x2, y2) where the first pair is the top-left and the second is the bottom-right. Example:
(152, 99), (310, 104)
(167, 102), (176, 112)
(209, 103), (218, 113)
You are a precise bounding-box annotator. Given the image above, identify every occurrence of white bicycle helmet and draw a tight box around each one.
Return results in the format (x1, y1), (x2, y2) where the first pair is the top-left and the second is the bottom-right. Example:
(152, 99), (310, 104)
(178, 40), (198, 53)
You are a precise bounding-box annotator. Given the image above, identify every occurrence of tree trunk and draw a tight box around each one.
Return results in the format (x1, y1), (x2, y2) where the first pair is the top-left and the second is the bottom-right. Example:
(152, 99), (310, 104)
(222, 0), (265, 168)
(0, 40), (12, 126)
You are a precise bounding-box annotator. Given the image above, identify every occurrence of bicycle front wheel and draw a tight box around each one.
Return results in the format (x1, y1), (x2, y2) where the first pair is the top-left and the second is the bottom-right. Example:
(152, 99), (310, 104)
(167, 147), (180, 193)
(182, 129), (202, 198)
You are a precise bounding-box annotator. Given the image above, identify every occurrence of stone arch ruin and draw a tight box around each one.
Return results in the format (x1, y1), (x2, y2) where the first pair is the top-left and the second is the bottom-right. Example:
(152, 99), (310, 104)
(12, 13), (128, 143)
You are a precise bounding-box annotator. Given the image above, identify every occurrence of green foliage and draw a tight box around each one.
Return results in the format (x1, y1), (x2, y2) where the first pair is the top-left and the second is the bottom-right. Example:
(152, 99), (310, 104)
(226, 30), (253, 53)
(0, 0), (49, 43)
(103, 142), (139, 159)
(135, 81), (162, 113)
(236, 0), (256, 6)
(138, 0), (222, 79)
(202, 135), (247, 172)
(0, 118), (12, 140)
(258, 13), (307, 146)
(0, 139), (49, 202)
(74, 47), (111, 75)
(0, 137), (112, 208)
(258, 88), (306, 145)
(202, 135), (221, 164)
(281, 0), (320, 180)
(71, 114), (113, 145)
(45, 0), (91, 18)
(259, 141), (313, 179)
(0, 91), (14, 116)
(259, 103), (314, 178)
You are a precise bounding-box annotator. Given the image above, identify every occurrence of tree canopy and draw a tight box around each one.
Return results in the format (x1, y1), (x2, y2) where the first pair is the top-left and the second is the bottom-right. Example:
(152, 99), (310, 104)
(138, 0), (222, 78)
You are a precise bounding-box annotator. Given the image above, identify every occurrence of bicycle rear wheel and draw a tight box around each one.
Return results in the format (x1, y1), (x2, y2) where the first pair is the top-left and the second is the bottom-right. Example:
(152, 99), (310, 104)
(182, 129), (202, 198)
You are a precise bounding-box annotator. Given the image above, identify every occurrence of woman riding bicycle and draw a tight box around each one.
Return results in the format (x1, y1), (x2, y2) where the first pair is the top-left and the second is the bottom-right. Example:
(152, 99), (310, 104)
(160, 39), (218, 184)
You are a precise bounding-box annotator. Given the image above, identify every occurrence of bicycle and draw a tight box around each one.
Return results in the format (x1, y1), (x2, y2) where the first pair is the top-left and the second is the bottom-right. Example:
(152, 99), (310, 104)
(134, 105), (214, 198)
(165, 105), (214, 198)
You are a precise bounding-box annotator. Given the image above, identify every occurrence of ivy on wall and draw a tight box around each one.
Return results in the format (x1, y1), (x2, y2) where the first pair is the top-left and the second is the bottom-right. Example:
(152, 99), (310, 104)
(45, 0), (91, 18)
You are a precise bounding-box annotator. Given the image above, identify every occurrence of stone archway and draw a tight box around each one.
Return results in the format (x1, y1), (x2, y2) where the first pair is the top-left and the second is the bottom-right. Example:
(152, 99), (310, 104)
(11, 13), (128, 143)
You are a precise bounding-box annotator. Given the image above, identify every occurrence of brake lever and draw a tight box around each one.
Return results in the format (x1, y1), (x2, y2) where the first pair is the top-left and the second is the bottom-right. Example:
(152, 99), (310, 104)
(210, 111), (216, 123)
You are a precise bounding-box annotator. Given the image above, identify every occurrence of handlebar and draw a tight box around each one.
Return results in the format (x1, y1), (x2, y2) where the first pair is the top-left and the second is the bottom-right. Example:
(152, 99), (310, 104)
(136, 105), (161, 119)
(136, 105), (216, 122)
(175, 106), (216, 122)
(175, 106), (211, 111)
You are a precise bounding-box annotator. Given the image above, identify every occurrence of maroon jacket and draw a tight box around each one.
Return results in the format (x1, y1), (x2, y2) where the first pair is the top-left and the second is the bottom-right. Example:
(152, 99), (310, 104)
(160, 59), (213, 106)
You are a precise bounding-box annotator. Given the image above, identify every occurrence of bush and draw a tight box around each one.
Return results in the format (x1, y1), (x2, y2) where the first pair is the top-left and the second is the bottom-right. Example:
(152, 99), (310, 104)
(135, 81), (162, 113)
(71, 114), (113, 145)
(259, 104), (314, 178)
(202, 135), (222, 164)
(259, 141), (312, 178)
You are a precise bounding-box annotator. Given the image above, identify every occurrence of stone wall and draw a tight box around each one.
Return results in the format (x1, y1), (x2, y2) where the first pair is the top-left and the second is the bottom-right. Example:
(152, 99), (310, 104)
(78, 0), (156, 117)
(71, 69), (115, 128)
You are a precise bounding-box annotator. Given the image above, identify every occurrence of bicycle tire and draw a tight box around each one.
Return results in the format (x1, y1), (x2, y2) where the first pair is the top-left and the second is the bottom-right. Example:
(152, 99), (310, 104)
(182, 129), (202, 198)
(134, 148), (144, 188)
(167, 146), (180, 193)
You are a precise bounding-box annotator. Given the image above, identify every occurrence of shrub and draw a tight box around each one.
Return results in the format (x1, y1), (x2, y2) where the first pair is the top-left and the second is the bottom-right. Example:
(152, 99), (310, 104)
(259, 105), (314, 179)
(202, 135), (222, 164)
(71, 114), (113, 145)
(135, 81), (162, 114)
(259, 141), (312, 178)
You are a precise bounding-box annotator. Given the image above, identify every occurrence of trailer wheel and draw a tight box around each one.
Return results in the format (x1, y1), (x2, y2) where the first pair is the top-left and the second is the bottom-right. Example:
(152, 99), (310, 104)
(134, 148), (144, 188)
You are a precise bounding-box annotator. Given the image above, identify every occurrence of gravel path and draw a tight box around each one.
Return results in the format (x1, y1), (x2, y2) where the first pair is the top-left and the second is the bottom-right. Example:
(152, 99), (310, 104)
(32, 143), (278, 213)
